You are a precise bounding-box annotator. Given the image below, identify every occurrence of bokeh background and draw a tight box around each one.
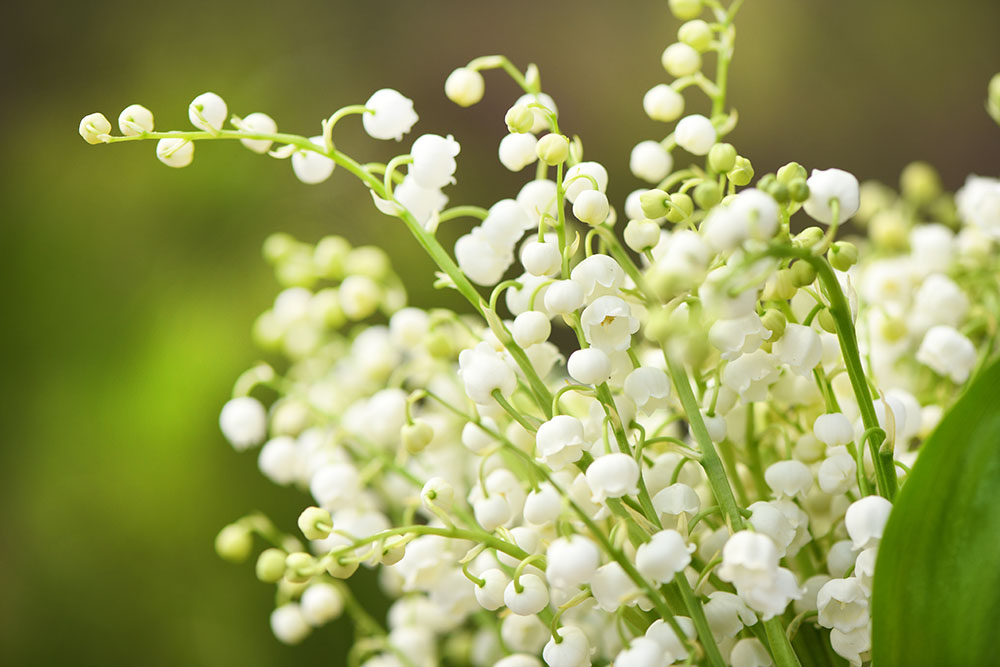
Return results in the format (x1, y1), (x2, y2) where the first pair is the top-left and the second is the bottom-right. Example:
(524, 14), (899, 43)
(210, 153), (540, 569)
(2, 0), (998, 665)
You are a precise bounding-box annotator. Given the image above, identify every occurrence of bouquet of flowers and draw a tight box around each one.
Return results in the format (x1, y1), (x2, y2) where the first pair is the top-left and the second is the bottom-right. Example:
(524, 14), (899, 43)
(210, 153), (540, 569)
(78, 0), (1000, 664)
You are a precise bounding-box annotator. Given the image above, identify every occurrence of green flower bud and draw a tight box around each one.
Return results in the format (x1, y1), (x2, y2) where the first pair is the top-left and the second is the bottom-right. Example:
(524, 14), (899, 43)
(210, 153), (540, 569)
(665, 192), (694, 223)
(757, 173), (776, 191)
(793, 226), (824, 249)
(344, 246), (391, 281)
(768, 181), (790, 204)
(760, 310), (787, 340)
(989, 73), (1000, 124)
(763, 269), (797, 301)
(256, 548), (287, 583)
(828, 241), (859, 271)
(870, 210), (909, 249)
(644, 307), (674, 343)
(727, 156), (754, 186)
(313, 235), (351, 279)
(693, 180), (722, 209)
(215, 523), (253, 563)
(402, 420), (435, 453)
(285, 552), (316, 584)
(325, 555), (360, 579)
(678, 19), (713, 52)
(879, 317), (907, 343)
(536, 133), (570, 166)
(708, 142), (737, 173)
(900, 161), (941, 207)
(669, 0), (703, 20)
(505, 104), (534, 134)
(425, 330), (453, 359)
(789, 260), (817, 287)
(788, 178), (810, 203)
(640, 189), (671, 219)
(817, 308), (837, 334)
(263, 232), (299, 265)
(776, 161), (807, 185)
(297, 506), (333, 541)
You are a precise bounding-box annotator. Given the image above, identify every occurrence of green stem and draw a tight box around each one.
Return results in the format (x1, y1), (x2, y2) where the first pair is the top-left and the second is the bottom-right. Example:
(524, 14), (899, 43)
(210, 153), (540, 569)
(674, 572), (726, 667)
(764, 616), (804, 667)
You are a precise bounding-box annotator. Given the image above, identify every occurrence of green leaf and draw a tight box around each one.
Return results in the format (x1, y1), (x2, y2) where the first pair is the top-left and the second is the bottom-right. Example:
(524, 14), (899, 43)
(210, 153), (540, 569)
(872, 358), (1000, 666)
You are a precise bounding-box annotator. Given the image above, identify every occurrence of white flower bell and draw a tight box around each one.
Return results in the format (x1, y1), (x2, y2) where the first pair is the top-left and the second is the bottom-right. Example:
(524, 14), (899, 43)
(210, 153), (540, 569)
(813, 413), (854, 447)
(586, 453), (640, 502)
(643, 83), (685, 122)
(630, 140), (674, 183)
(292, 136), (335, 184)
(570, 255), (625, 300)
(362, 88), (418, 141)
(219, 396), (268, 450)
(709, 313), (771, 360)
(238, 111), (277, 154)
(270, 604), (311, 644)
(499, 132), (539, 172)
(572, 190), (611, 225)
(635, 530), (693, 584)
(511, 311), (551, 347)
(514, 92), (558, 133)
(817, 578), (869, 632)
(674, 114), (716, 155)
(504, 573), (549, 615)
(542, 625), (591, 667)
(300, 583), (344, 626)
(803, 168), (860, 225)
(118, 104), (154, 136)
(156, 138), (194, 168)
(916, 325), (977, 383)
(624, 366), (671, 414)
(545, 535), (600, 589)
(580, 296), (639, 352)
(458, 342), (517, 404)
(188, 92), (227, 132)
(844, 496), (892, 550)
(956, 175), (1000, 237)
(536, 415), (588, 471)
(444, 67), (485, 107)
(764, 460), (812, 498)
(520, 240), (561, 276)
(564, 161), (609, 203)
(410, 134), (460, 189)
(79, 112), (112, 144)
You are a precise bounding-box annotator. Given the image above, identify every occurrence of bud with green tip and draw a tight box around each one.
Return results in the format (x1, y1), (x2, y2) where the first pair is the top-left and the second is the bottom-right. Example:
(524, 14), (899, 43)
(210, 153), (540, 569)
(817, 308), (837, 334)
(640, 189), (672, 219)
(644, 308), (674, 343)
(728, 156), (754, 186)
(297, 506), (333, 540)
(285, 552), (316, 584)
(900, 161), (941, 207)
(776, 162), (807, 185)
(256, 548), (288, 583)
(665, 192), (694, 223)
(536, 133), (570, 165)
(505, 104), (535, 134)
(989, 73), (1000, 124)
(402, 420), (435, 453)
(678, 19), (712, 52)
(694, 180), (722, 209)
(624, 219), (661, 252)
(444, 67), (485, 107)
(790, 260), (817, 287)
(763, 269), (797, 301)
(708, 143), (737, 173)
(669, 0), (702, 20)
(828, 241), (859, 271)
(761, 310), (787, 340)
(768, 181), (790, 204)
(793, 226), (824, 249)
(79, 112), (112, 144)
(215, 523), (253, 563)
(789, 179), (810, 203)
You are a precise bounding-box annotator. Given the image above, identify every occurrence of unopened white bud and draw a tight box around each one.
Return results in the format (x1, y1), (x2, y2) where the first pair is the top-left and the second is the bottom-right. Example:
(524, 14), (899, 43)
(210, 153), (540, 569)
(804, 168), (860, 225)
(916, 325), (977, 383)
(499, 132), (539, 171)
(764, 460), (812, 498)
(238, 112), (277, 154)
(270, 604), (311, 644)
(635, 530), (693, 584)
(567, 347), (612, 385)
(445, 67), (485, 106)
(117, 104), (154, 136)
(300, 583), (344, 626)
(512, 310), (552, 347)
(572, 190), (610, 225)
(630, 140), (673, 183)
(188, 92), (227, 132)
(362, 88), (418, 141)
(586, 453), (640, 502)
(79, 112), (112, 144)
(813, 413), (854, 447)
(292, 136), (335, 184)
(520, 241), (561, 276)
(543, 280), (584, 315)
(545, 535), (600, 589)
(661, 42), (702, 77)
(643, 84), (685, 122)
(504, 573), (549, 615)
(674, 114), (716, 156)
(624, 219), (661, 252)
(219, 396), (267, 450)
(156, 137), (194, 168)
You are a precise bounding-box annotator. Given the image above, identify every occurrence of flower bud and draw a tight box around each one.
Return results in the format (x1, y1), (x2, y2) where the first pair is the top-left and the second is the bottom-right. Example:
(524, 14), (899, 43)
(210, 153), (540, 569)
(238, 112), (278, 154)
(635, 530), (693, 584)
(504, 574), (549, 616)
(256, 548), (288, 583)
(640, 189), (671, 219)
(117, 104), (154, 136)
(505, 104), (535, 134)
(188, 92), (227, 132)
(421, 476), (455, 509)
(760, 310), (786, 340)
(661, 43), (702, 77)
(643, 83), (685, 122)
(630, 140), (673, 183)
(363, 88), (418, 141)
(79, 112), (112, 144)
(535, 133), (569, 165)
(989, 72), (1000, 123)
(828, 241), (859, 271)
(567, 347), (612, 385)
(916, 325), (977, 383)
(789, 179), (810, 203)
(624, 219), (661, 252)
(498, 132), (539, 171)
(728, 156), (754, 186)
(678, 19), (712, 51)
(445, 67), (486, 107)
(215, 523), (253, 563)
(512, 310), (551, 347)
(291, 136), (335, 184)
(669, 0), (703, 21)
(708, 142), (737, 173)
(693, 180), (722, 209)
(844, 496), (893, 550)
(900, 161), (941, 206)
(804, 168), (860, 225)
(543, 626), (591, 667)
(793, 226), (824, 248)
(675, 114), (716, 155)
(474, 568), (509, 611)
(665, 192), (694, 223)
(776, 161), (807, 185)
(156, 138), (194, 168)
(270, 604), (311, 645)
(520, 241), (561, 276)
(300, 583), (344, 626)
(402, 420), (435, 453)
(297, 506), (333, 540)
(219, 396), (268, 450)
(586, 453), (640, 503)
(572, 190), (610, 225)
(285, 552), (316, 584)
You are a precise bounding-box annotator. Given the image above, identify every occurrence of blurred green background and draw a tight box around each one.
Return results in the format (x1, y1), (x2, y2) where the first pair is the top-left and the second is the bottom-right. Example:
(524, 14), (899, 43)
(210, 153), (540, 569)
(2, 0), (998, 665)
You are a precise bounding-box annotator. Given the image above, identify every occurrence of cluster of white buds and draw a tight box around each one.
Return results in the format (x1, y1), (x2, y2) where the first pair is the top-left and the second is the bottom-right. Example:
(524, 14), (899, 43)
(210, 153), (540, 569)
(80, 0), (1000, 664)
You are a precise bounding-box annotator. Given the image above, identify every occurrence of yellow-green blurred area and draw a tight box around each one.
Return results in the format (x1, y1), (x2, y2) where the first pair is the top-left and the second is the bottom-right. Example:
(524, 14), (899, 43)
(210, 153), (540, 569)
(2, 0), (997, 665)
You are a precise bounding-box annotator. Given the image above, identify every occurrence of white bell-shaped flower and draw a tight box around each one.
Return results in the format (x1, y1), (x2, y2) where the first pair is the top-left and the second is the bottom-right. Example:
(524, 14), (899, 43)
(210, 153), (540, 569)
(517, 179), (558, 227)
(630, 140), (673, 183)
(156, 137), (194, 168)
(624, 366), (671, 414)
(362, 88), (418, 141)
(524, 483), (561, 526)
(514, 91), (559, 133)
(817, 578), (869, 632)
(910, 273), (968, 332)
(504, 573), (549, 615)
(652, 483), (701, 519)
(721, 349), (781, 403)
(731, 188), (780, 241)
(458, 342), (517, 404)
(730, 638), (773, 667)
(292, 136), (335, 184)
(813, 413), (854, 447)
(567, 347), (612, 385)
(481, 199), (530, 247)
(536, 415), (588, 471)
(499, 132), (539, 172)
(542, 625), (591, 667)
(310, 462), (361, 510)
(118, 103), (154, 136)
(580, 296), (639, 352)
(393, 175), (447, 226)
(521, 240), (562, 276)
(645, 617), (696, 663)
(79, 112), (112, 144)
(270, 604), (311, 644)
(916, 325), (977, 383)
(410, 134), (460, 189)
(764, 460), (812, 498)
(586, 453), (640, 502)
(709, 313), (771, 360)
(615, 637), (669, 667)
(747, 501), (797, 558)
(774, 323), (823, 376)
(564, 161), (609, 203)
(238, 111), (277, 154)
(635, 530), (693, 584)
(718, 531), (779, 590)
(545, 535), (600, 589)
(188, 92), (227, 132)
(258, 436), (300, 485)
(461, 417), (498, 453)
(844, 496), (892, 550)
(572, 190), (611, 225)
(661, 42), (701, 76)
(300, 583), (344, 626)
(625, 219), (662, 252)
(854, 548), (877, 593)
(444, 67), (485, 107)
(817, 446), (857, 495)
(591, 562), (640, 612)
(956, 175), (1000, 237)
(803, 168), (860, 225)
(455, 228), (513, 286)
(674, 114), (716, 155)
(570, 254), (625, 301)
(643, 83), (685, 122)
(474, 568), (509, 611)
(512, 311), (551, 347)
(543, 279), (585, 315)
(827, 540), (858, 579)
(219, 396), (267, 450)
(739, 566), (803, 620)
(704, 592), (757, 640)
(501, 614), (550, 654)
(830, 625), (871, 667)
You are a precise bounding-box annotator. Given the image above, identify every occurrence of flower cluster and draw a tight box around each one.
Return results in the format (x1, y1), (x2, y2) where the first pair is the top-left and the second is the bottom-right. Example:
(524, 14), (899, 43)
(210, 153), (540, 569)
(81, 0), (1000, 665)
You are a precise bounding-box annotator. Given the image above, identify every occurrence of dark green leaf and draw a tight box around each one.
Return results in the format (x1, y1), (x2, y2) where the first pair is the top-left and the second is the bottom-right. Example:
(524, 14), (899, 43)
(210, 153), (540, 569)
(872, 358), (1000, 666)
